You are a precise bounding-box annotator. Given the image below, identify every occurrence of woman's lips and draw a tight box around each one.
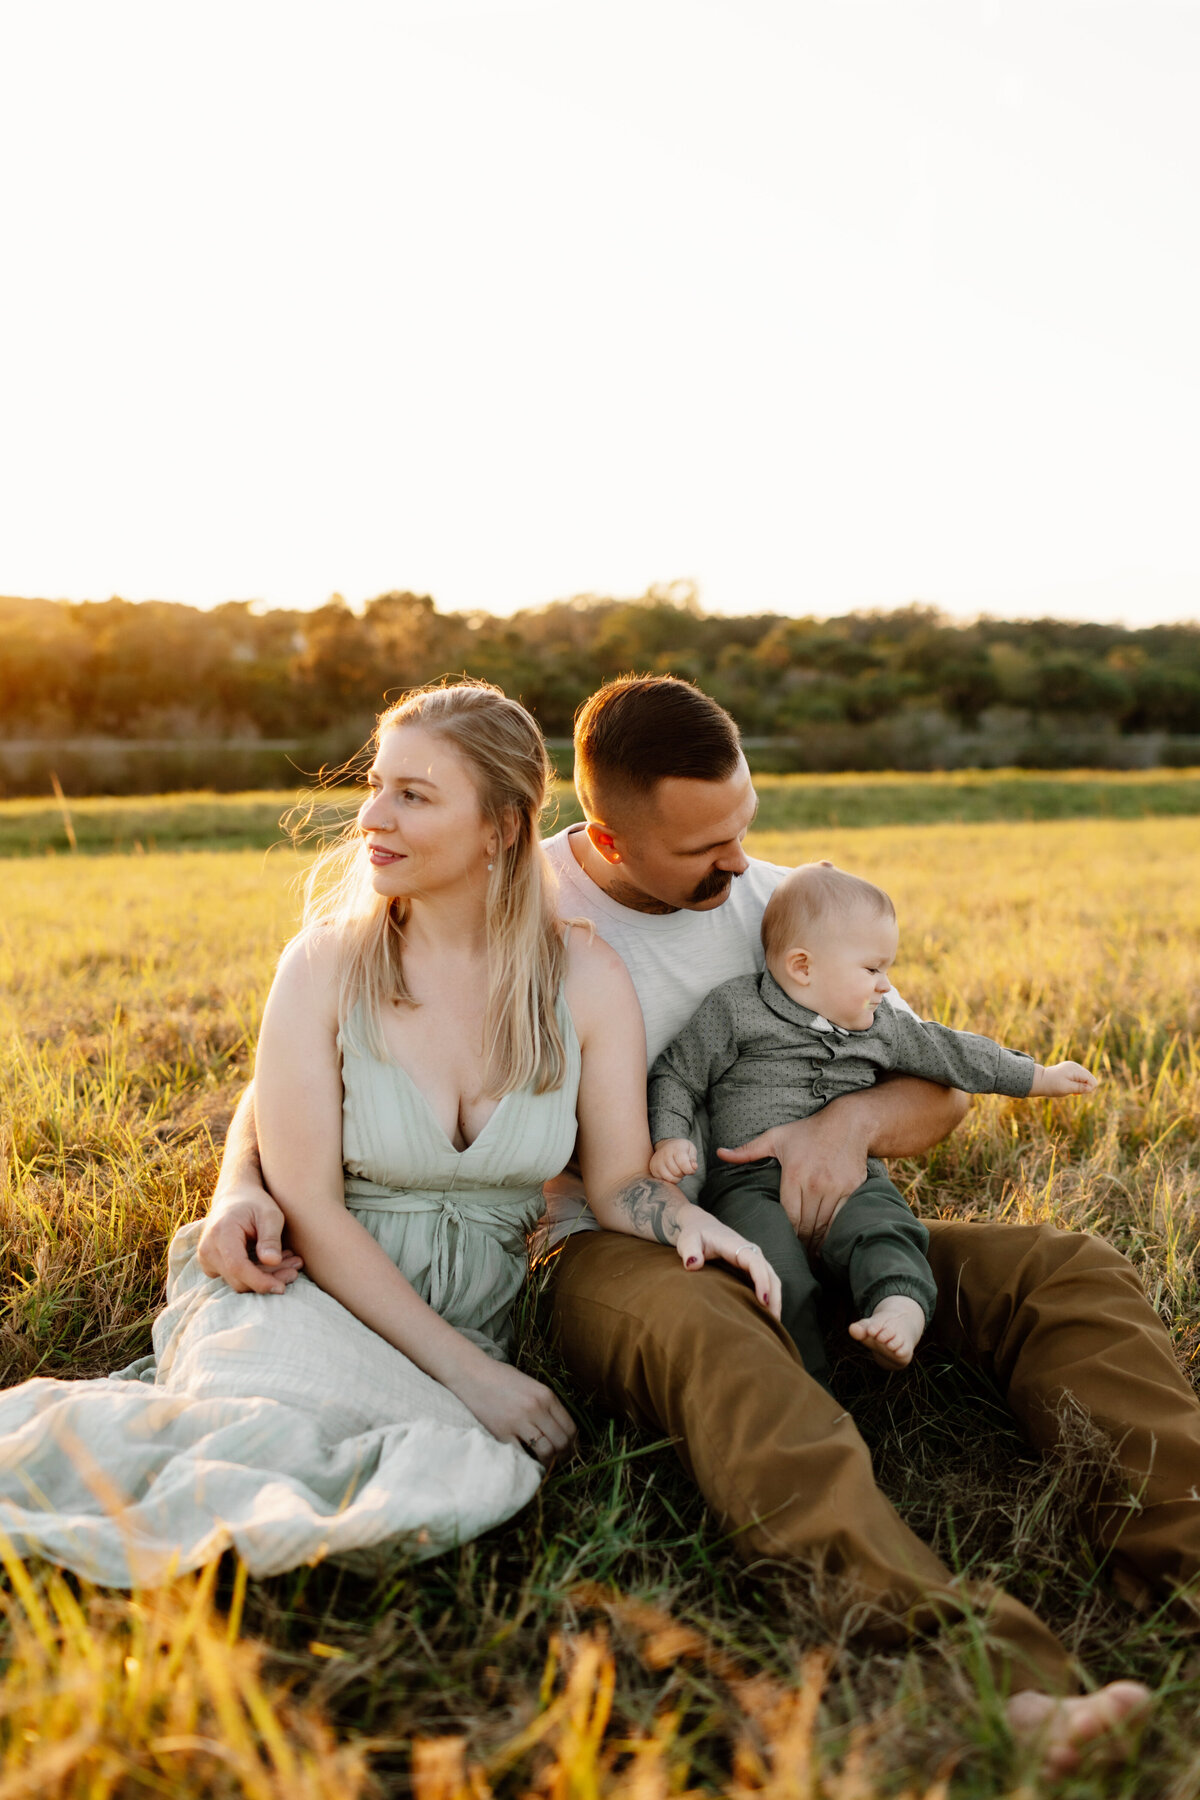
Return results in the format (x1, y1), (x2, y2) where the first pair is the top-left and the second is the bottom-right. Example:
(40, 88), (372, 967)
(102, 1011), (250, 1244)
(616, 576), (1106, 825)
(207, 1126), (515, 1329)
(368, 845), (405, 865)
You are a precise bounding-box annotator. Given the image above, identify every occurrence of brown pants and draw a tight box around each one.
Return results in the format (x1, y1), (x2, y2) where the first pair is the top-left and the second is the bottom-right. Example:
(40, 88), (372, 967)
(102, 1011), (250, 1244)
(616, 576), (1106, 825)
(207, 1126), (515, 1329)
(547, 1218), (1200, 1695)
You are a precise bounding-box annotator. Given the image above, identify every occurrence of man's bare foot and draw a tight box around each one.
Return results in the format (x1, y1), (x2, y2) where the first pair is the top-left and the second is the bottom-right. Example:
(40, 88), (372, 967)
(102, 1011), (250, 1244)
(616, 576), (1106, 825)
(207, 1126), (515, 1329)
(847, 1294), (926, 1368)
(1006, 1681), (1151, 1779)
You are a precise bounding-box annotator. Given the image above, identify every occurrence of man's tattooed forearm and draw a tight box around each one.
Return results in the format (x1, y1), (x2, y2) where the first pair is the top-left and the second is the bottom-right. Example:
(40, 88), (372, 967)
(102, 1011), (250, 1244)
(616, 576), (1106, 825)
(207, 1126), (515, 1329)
(611, 1178), (681, 1246)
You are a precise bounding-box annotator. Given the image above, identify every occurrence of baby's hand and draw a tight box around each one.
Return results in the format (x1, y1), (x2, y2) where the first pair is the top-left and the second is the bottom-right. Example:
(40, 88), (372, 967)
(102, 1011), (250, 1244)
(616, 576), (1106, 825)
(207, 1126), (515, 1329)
(649, 1138), (697, 1181)
(1031, 1060), (1100, 1097)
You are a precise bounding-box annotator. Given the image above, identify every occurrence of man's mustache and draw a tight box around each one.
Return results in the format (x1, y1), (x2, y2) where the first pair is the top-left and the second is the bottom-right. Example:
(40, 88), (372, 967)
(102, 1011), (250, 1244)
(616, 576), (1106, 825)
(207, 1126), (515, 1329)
(688, 865), (743, 903)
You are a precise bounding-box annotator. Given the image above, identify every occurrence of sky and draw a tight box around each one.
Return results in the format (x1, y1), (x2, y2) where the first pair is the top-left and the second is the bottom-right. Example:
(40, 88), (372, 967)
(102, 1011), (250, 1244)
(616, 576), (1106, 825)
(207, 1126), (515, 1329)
(1, 0), (1198, 628)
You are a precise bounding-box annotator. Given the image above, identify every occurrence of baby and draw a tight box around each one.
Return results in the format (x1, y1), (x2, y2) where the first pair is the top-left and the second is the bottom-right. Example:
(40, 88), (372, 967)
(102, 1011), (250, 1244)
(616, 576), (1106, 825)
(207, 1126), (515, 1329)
(648, 863), (1098, 1388)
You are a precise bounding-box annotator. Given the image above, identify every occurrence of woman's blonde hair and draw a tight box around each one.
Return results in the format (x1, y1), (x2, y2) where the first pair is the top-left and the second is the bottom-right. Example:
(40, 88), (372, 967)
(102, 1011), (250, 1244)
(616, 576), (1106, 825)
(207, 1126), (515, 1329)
(301, 680), (569, 1096)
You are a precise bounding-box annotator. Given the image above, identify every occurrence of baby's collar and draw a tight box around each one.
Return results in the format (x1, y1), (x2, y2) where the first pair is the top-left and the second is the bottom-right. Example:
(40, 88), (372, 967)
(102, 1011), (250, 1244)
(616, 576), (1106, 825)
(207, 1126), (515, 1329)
(758, 969), (851, 1036)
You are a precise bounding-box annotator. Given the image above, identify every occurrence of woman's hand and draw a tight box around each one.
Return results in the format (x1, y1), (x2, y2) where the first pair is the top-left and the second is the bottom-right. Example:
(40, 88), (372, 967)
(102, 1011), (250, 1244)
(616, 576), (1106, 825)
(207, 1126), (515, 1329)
(674, 1203), (783, 1321)
(587, 1171), (784, 1322)
(451, 1358), (577, 1468)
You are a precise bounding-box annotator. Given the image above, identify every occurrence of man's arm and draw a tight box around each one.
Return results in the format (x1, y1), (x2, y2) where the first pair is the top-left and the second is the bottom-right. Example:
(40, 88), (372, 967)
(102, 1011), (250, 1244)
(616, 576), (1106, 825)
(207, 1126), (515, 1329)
(846, 1074), (971, 1158)
(195, 1082), (303, 1294)
(717, 1076), (970, 1247)
(214, 1083), (263, 1196)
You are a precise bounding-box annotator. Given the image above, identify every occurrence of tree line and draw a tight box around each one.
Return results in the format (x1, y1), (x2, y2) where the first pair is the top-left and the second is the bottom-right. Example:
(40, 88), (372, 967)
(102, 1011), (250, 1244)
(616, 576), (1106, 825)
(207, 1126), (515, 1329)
(1, 583), (1198, 793)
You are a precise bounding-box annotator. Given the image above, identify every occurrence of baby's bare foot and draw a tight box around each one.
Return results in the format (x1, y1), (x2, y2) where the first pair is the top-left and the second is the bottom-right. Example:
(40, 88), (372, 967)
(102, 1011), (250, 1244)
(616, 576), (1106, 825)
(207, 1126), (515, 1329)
(848, 1295), (926, 1369)
(1006, 1681), (1151, 1780)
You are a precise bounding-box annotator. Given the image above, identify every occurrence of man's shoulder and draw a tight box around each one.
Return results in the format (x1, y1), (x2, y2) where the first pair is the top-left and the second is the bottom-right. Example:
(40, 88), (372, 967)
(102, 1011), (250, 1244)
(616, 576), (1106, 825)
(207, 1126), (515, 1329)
(542, 825), (579, 880)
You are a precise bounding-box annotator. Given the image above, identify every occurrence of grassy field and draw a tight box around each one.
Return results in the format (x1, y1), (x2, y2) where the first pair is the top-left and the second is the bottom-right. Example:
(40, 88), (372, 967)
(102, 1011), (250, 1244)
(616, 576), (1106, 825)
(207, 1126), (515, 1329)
(1, 816), (1199, 1795)
(3, 765), (1200, 856)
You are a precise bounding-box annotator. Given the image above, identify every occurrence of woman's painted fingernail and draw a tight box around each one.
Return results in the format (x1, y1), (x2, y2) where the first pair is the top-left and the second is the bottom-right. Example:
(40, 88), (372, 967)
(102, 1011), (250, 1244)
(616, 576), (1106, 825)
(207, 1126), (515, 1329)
(686, 1256), (700, 1268)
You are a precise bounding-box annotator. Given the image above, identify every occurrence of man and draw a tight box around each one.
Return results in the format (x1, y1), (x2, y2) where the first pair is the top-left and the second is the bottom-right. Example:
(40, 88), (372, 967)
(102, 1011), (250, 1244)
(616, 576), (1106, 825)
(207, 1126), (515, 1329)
(201, 676), (1183, 1767)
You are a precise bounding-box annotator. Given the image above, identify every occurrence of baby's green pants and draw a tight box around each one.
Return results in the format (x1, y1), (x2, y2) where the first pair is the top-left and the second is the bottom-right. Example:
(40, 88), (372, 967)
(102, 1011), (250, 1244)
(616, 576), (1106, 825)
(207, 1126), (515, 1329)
(701, 1160), (937, 1390)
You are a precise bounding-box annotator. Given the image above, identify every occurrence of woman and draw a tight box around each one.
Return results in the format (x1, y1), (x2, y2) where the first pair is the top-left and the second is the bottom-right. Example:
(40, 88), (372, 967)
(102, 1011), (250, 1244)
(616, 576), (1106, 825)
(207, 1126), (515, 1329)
(0, 681), (779, 1585)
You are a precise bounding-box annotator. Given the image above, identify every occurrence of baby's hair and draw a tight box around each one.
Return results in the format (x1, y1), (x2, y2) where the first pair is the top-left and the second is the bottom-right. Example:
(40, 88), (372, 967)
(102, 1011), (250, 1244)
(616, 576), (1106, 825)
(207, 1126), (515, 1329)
(761, 863), (896, 967)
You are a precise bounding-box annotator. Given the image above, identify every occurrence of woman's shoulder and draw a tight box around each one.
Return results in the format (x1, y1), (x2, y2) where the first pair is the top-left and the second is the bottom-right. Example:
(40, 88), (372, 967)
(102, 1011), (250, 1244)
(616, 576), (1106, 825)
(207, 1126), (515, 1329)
(270, 924), (342, 1013)
(560, 921), (639, 1039)
(561, 918), (628, 978)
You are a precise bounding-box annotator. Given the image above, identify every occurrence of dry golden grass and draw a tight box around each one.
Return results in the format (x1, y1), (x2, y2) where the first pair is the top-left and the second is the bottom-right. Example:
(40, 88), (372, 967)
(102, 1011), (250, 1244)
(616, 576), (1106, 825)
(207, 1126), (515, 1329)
(1, 815), (1199, 1796)
(0, 1549), (371, 1798)
(0, 1550), (959, 1800)
(1, 850), (299, 1380)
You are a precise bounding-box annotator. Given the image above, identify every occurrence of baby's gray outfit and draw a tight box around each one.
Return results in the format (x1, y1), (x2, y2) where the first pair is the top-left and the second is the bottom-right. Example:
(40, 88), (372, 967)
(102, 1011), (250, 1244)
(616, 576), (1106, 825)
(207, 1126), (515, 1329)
(648, 972), (1037, 1387)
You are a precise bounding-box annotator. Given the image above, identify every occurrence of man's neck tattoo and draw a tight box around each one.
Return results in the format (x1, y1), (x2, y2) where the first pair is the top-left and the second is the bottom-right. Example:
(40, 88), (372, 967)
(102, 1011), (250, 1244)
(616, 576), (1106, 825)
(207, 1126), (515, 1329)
(578, 836), (679, 915)
(599, 872), (679, 915)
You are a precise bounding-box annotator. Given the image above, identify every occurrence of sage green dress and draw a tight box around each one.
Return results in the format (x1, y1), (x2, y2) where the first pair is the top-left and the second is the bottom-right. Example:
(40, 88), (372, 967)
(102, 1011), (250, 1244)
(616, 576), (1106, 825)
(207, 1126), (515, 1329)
(0, 998), (581, 1586)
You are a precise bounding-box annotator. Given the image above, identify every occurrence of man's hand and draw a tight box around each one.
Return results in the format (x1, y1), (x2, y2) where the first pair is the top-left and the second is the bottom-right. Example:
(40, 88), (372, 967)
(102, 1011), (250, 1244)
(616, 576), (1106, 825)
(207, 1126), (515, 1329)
(717, 1109), (869, 1247)
(716, 1078), (970, 1248)
(196, 1191), (304, 1295)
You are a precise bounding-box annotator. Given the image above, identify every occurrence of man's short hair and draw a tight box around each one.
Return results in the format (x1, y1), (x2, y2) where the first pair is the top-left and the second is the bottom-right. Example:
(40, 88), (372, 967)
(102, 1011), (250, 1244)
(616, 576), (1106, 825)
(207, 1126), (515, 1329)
(573, 676), (742, 820)
(761, 864), (896, 966)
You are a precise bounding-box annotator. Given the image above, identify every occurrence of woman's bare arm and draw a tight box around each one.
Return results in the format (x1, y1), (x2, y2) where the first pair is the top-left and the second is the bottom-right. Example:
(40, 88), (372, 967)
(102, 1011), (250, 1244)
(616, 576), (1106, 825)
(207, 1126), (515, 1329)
(247, 931), (573, 1460)
(563, 933), (781, 1318)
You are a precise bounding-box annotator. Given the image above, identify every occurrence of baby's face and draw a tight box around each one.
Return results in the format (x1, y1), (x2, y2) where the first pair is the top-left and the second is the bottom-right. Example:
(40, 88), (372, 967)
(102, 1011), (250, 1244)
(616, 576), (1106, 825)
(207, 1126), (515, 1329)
(776, 905), (900, 1030)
